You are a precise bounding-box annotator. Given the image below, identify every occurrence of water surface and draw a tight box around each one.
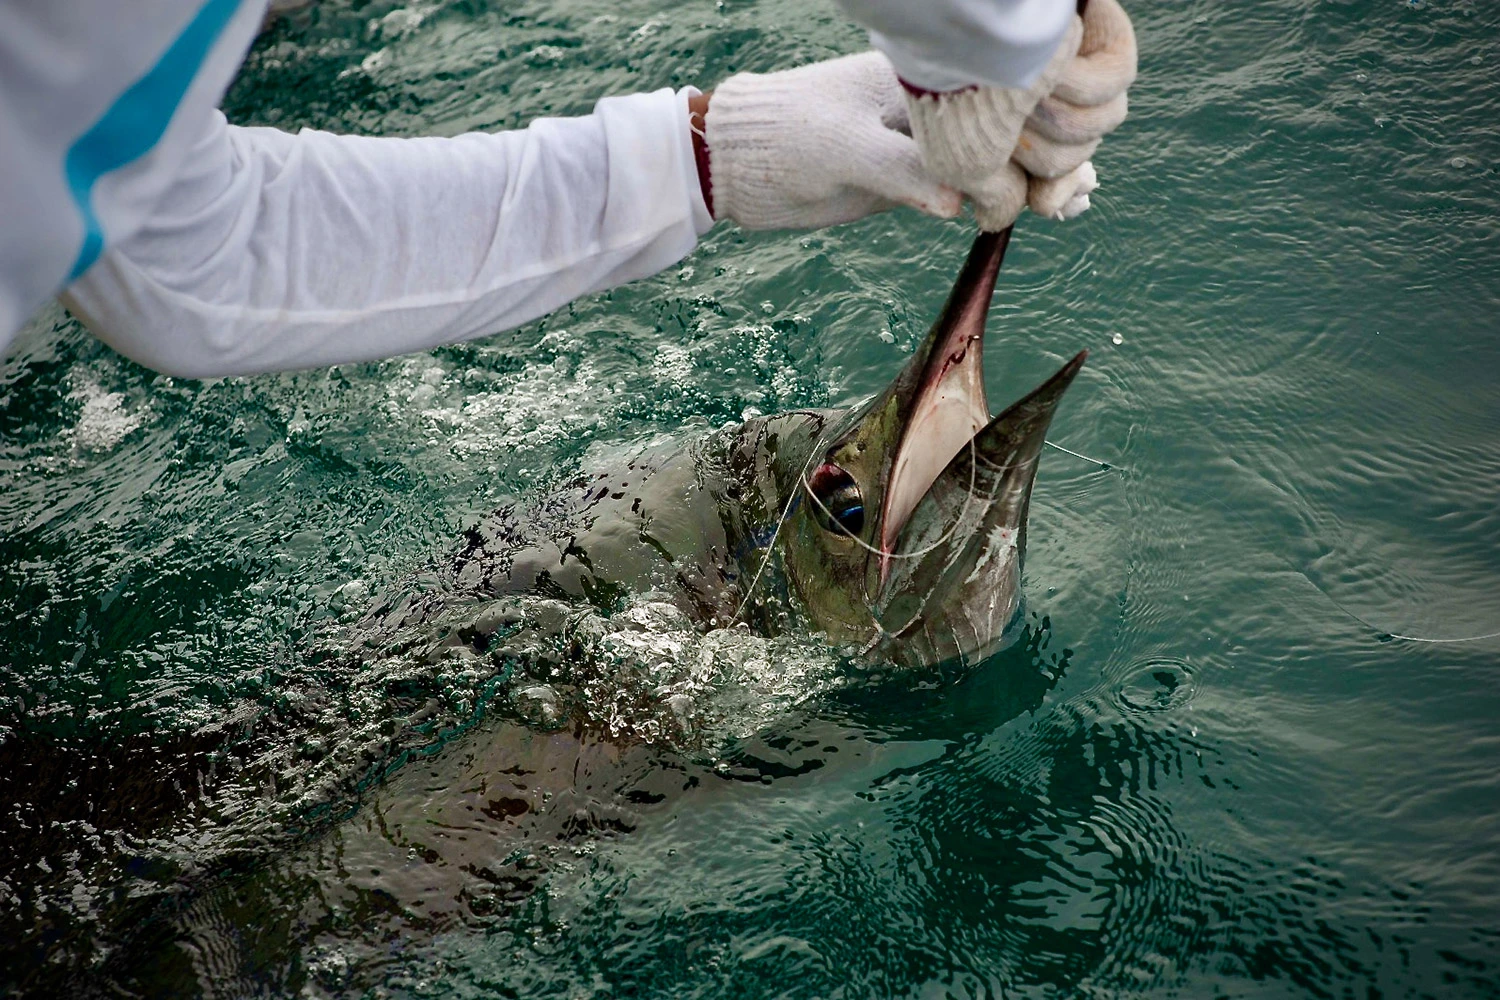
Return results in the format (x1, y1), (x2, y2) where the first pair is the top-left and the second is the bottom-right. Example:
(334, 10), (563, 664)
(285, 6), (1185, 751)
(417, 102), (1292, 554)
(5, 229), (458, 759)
(3, 0), (1499, 996)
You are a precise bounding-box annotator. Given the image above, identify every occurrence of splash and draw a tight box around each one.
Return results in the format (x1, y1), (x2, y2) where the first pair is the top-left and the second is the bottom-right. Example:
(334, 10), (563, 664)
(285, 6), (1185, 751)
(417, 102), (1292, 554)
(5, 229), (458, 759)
(560, 595), (847, 750)
(63, 378), (146, 452)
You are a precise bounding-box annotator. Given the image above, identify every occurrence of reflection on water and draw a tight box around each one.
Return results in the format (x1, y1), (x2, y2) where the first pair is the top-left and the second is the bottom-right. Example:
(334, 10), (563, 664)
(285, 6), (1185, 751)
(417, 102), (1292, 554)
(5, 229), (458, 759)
(100, 616), (1065, 997)
(3, 0), (1500, 997)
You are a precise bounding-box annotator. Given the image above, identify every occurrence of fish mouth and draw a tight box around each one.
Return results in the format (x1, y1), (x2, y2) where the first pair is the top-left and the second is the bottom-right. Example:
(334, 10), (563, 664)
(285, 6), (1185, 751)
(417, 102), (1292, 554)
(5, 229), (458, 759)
(875, 228), (1083, 593)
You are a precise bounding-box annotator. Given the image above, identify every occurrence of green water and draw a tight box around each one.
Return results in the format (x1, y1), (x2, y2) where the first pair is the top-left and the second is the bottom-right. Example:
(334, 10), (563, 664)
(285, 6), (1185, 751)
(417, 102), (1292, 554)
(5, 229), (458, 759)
(3, 0), (1499, 996)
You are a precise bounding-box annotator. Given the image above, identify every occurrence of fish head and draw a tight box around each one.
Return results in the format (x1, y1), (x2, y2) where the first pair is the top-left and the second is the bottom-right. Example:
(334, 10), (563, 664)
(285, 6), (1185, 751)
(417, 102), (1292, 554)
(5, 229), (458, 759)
(778, 229), (1086, 668)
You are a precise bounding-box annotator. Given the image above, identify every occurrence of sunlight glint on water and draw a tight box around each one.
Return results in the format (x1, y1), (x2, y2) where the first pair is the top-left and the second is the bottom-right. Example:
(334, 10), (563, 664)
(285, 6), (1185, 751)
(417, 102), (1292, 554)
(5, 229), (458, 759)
(1, 0), (1499, 996)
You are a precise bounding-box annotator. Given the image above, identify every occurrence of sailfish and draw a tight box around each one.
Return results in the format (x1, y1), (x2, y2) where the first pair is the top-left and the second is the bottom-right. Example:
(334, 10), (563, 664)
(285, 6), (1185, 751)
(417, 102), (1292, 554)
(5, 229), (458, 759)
(98, 228), (1087, 997)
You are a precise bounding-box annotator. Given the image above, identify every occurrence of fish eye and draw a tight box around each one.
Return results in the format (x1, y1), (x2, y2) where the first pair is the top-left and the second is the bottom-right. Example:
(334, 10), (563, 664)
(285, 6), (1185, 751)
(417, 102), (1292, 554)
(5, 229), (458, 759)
(807, 463), (865, 537)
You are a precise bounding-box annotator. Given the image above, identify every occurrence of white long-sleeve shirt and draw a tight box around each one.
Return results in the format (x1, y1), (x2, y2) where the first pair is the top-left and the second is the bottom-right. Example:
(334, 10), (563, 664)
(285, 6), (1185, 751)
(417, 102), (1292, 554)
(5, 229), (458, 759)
(0, 0), (1069, 377)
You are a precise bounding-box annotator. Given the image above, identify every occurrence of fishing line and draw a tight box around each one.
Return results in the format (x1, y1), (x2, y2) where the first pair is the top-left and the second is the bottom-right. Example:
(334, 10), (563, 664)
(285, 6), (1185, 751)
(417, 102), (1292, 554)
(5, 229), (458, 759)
(1042, 440), (1500, 645)
(805, 436), (1030, 655)
(730, 423), (833, 626)
(799, 436), (1032, 564)
(1044, 439), (1111, 469)
(734, 427), (1005, 632)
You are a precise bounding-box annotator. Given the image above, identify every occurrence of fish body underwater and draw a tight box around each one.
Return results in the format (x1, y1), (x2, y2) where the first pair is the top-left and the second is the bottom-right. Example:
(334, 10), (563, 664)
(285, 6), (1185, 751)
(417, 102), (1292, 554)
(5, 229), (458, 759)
(441, 227), (1084, 669)
(95, 230), (1086, 997)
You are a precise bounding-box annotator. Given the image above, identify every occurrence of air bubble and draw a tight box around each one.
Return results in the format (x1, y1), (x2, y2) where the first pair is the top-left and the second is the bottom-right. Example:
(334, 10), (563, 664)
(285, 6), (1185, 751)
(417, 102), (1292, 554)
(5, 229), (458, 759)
(1116, 658), (1196, 715)
(1450, 156), (1470, 168)
(1111, 333), (1124, 345)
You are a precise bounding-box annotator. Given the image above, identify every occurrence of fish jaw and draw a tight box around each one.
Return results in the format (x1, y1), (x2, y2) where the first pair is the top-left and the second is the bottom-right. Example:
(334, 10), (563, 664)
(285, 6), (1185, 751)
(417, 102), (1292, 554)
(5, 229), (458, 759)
(874, 351), (1087, 665)
(879, 328), (988, 586)
(878, 227), (1011, 586)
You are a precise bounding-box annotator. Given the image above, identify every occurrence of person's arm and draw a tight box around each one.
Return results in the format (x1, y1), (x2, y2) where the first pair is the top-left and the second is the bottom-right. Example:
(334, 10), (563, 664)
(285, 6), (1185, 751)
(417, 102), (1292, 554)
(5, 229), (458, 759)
(11, 1), (992, 378)
(62, 88), (711, 378)
(0, 0), (267, 351)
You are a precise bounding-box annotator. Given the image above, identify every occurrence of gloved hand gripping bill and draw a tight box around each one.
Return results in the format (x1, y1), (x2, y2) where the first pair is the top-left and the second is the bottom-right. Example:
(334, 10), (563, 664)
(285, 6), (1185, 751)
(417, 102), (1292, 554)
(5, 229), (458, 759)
(903, 0), (1137, 231)
(698, 0), (1136, 234)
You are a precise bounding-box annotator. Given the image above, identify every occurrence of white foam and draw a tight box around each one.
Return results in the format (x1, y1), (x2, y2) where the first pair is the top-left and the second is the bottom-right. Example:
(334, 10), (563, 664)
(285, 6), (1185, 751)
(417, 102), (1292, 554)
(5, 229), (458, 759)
(385, 356), (607, 460)
(564, 594), (846, 752)
(65, 379), (145, 452)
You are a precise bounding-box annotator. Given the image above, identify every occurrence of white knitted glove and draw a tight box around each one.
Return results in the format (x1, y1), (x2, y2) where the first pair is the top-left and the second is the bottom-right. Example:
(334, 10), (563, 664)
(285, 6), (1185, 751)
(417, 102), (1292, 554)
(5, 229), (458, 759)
(1029, 161), (1099, 221)
(904, 0), (1137, 231)
(705, 52), (962, 231)
(1013, 0), (1137, 181)
(902, 16), (1080, 231)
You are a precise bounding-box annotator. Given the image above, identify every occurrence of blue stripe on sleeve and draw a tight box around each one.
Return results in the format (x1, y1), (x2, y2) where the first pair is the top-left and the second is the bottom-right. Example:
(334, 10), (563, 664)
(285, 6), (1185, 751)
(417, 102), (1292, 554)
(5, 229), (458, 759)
(64, 0), (243, 281)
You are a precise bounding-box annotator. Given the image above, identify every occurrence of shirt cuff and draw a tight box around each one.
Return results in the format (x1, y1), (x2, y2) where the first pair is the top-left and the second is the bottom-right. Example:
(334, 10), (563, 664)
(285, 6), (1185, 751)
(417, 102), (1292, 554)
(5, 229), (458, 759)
(676, 86), (715, 236)
(858, 0), (1073, 92)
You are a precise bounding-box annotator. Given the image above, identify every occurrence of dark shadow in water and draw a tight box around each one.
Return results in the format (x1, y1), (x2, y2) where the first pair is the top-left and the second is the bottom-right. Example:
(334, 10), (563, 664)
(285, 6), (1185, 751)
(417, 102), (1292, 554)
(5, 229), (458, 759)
(755, 633), (1497, 999)
(17, 617), (1060, 998)
(0, 728), (234, 992)
(8, 610), (1497, 999)
(464, 615), (1495, 1000)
